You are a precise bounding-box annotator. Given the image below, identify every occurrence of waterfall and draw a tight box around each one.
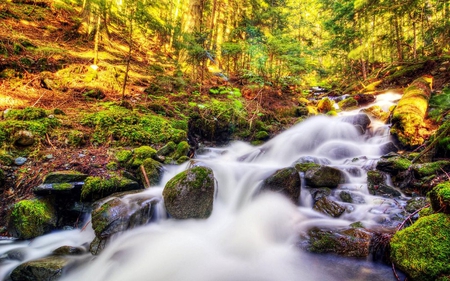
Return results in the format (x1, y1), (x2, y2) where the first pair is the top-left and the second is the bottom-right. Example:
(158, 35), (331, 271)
(0, 92), (406, 281)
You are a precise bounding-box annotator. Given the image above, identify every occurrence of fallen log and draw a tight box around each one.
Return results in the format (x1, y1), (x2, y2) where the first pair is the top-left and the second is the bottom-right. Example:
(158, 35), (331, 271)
(390, 75), (433, 148)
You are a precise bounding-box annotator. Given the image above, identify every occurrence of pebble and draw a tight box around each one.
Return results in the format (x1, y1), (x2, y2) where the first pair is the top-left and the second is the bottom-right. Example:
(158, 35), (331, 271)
(14, 157), (27, 166)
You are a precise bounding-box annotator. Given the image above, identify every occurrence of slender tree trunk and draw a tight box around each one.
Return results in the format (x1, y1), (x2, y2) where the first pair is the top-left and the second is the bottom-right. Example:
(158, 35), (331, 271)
(121, 13), (133, 100)
(93, 14), (101, 65)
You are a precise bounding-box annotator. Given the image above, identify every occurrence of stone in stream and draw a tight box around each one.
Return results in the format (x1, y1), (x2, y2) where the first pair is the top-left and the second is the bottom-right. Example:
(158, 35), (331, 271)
(367, 170), (401, 197)
(340, 113), (371, 134)
(90, 190), (161, 254)
(163, 166), (215, 219)
(10, 256), (70, 281)
(313, 197), (346, 218)
(260, 167), (301, 204)
(295, 163), (344, 188)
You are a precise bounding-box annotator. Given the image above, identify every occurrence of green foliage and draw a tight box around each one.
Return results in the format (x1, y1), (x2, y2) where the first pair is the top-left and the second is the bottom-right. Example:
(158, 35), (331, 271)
(115, 149), (133, 163)
(317, 98), (335, 113)
(338, 97), (358, 110)
(429, 182), (450, 213)
(390, 213), (450, 281)
(131, 145), (157, 167)
(4, 108), (47, 120)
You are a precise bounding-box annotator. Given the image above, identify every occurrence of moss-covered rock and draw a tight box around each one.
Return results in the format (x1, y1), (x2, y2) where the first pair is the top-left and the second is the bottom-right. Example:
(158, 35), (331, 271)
(338, 97), (358, 110)
(163, 166), (215, 219)
(361, 105), (390, 123)
(10, 256), (69, 281)
(429, 182), (450, 214)
(412, 161), (450, 178)
(376, 155), (412, 174)
(81, 175), (141, 201)
(43, 171), (88, 184)
(4, 107), (47, 120)
(173, 141), (190, 160)
(390, 76), (432, 148)
(157, 141), (176, 157)
(297, 164), (343, 188)
(8, 199), (57, 239)
(130, 145), (158, 167)
(115, 149), (133, 163)
(313, 197), (346, 217)
(317, 98), (335, 113)
(390, 213), (450, 281)
(306, 227), (372, 257)
(367, 170), (401, 197)
(260, 167), (301, 204)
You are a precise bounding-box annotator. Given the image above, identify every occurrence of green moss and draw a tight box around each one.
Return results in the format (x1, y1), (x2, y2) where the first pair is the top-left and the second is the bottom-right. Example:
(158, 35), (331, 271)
(131, 146), (157, 167)
(81, 175), (140, 201)
(338, 97), (358, 110)
(52, 183), (73, 190)
(43, 171), (87, 184)
(413, 161), (450, 177)
(9, 199), (56, 239)
(173, 141), (190, 160)
(294, 163), (320, 172)
(429, 182), (450, 213)
(164, 167), (214, 203)
(0, 117), (60, 146)
(140, 158), (163, 186)
(115, 149), (132, 163)
(255, 131), (270, 140)
(106, 161), (118, 171)
(176, 156), (190, 164)
(80, 106), (187, 146)
(390, 213), (450, 281)
(419, 207), (434, 217)
(157, 141), (176, 157)
(4, 107), (47, 120)
(0, 151), (14, 166)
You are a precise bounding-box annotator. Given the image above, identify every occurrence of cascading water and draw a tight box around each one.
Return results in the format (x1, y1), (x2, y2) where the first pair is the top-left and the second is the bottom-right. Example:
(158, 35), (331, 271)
(0, 92), (407, 281)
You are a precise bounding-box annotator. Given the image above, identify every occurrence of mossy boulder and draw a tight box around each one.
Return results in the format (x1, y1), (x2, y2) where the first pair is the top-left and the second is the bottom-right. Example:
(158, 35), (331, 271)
(8, 199), (57, 239)
(297, 164), (343, 188)
(305, 227), (372, 257)
(43, 171), (88, 184)
(429, 182), (450, 214)
(390, 76), (432, 148)
(172, 141), (190, 160)
(390, 213), (450, 281)
(10, 256), (69, 281)
(260, 167), (301, 204)
(131, 146), (158, 167)
(361, 105), (390, 123)
(115, 149), (133, 163)
(157, 141), (176, 157)
(338, 97), (358, 110)
(317, 98), (335, 113)
(81, 175), (141, 202)
(138, 158), (164, 187)
(163, 166), (215, 219)
(412, 161), (450, 178)
(376, 155), (412, 174)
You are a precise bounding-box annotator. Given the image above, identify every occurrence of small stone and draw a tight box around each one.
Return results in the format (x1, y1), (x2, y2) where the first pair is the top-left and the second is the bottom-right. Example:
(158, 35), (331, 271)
(14, 157), (27, 166)
(14, 130), (35, 146)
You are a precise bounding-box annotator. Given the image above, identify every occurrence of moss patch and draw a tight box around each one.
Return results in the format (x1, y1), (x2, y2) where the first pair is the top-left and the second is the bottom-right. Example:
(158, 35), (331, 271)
(390, 213), (450, 281)
(429, 182), (450, 214)
(81, 176), (140, 201)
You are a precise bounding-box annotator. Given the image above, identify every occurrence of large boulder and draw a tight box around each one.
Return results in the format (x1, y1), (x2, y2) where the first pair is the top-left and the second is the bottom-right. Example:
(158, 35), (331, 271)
(390, 76), (432, 148)
(8, 199), (57, 240)
(340, 113), (371, 134)
(376, 154), (412, 174)
(10, 256), (69, 281)
(390, 213), (450, 281)
(260, 167), (300, 204)
(296, 163), (344, 188)
(163, 166), (215, 219)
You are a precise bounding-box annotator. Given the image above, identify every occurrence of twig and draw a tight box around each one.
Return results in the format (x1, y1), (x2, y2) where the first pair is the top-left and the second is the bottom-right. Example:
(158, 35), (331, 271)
(440, 167), (450, 181)
(396, 204), (430, 231)
(46, 133), (56, 150)
(392, 262), (402, 281)
(81, 220), (91, 232)
(32, 92), (45, 107)
(140, 164), (151, 188)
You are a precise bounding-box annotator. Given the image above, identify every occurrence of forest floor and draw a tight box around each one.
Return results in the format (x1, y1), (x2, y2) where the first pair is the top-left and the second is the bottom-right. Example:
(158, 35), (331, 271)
(1, 1), (450, 233)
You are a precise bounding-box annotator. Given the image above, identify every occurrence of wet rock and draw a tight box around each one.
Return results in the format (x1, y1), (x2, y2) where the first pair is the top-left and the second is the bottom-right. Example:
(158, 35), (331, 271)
(10, 256), (69, 281)
(360, 105), (390, 123)
(412, 161), (450, 178)
(0, 248), (27, 262)
(163, 166), (215, 219)
(53, 246), (87, 256)
(260, 167), (300, 204)
(367, 170), (401, 197)
(309, 188), (331, 201)
(297, 164), (344, 188)
(43, 171), (88, 184)
(33, 182), (83, 196)
(339, 191), (353, 203)
(353, 93), (376, 105)
(313, 197), (346, 218)
(14, 130), (35, 146)
(379, 142), (399, 155)
(305, 227), (372, 257)
(405, 197), (428, 213)
(293, 156), (331, 165)
(341, 113), (371, 134)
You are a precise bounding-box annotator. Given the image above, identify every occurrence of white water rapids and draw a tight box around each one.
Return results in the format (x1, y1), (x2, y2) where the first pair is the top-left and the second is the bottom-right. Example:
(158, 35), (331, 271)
(1, 93), (406, 281)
